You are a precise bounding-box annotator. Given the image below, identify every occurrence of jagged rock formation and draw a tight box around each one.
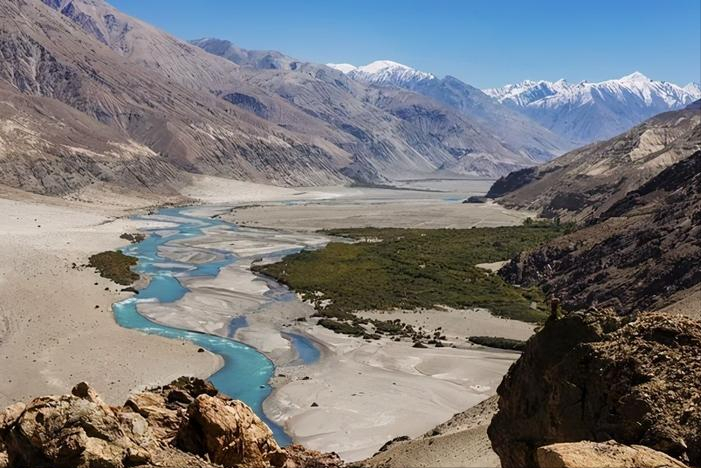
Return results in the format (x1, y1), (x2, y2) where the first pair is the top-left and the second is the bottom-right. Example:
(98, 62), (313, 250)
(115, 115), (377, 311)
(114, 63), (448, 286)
(487, 101), (701, 222)
(0, 378), (342, 468)
(535, 441), (689, 468)
(488, 309), (701, 468)
(176, 395), (287, 468)
(500, 150), (701, 315)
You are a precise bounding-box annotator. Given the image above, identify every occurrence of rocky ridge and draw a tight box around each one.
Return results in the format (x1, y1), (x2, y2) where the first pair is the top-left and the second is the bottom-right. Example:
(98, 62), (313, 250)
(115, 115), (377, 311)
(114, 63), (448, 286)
(0, 377), (341, 468)
(487, 100), (701, 222)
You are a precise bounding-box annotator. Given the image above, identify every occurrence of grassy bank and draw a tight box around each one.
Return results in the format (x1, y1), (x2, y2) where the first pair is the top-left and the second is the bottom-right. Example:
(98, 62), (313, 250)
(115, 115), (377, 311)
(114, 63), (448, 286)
(253, 222), (567, 325)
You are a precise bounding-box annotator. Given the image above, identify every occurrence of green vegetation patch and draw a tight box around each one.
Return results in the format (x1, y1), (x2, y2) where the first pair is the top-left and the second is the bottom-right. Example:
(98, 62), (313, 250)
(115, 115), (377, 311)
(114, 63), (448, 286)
(469, 336), (526, 351)
(253, 223), (567, 323)
(88, 250), (139, 285)
(317, 318), (366, 337)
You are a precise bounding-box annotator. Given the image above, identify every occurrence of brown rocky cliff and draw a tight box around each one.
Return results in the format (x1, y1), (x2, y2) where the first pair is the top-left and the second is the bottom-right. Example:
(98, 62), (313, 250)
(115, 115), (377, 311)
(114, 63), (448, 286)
(500, 150), (701, 316)
(0, 377), (342, 468)
(488, 309), (701, 468)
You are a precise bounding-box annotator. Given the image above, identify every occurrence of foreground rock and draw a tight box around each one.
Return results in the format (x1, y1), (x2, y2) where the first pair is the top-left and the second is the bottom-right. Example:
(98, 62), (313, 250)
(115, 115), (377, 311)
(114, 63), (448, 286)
(536, 441), (689, 468)
(0, 377), (342, 468)
(488, 309), (701, 467)
(177, 395), (287, 468)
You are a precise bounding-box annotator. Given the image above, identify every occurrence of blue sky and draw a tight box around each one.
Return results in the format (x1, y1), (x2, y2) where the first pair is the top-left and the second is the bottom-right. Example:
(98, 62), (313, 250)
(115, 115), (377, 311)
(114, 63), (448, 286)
(110, 0), (700, 88)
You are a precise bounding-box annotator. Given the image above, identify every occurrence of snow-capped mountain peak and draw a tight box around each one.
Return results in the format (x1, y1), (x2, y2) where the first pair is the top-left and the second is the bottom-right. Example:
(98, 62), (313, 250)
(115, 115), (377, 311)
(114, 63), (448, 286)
(329, 59), (435, 86)
(619, 71), (650, 83)
(326, 63), (357, 73)
(684, 82), (701, 99)
(484, 72), (700, 144)
(356, 60), (411, 73)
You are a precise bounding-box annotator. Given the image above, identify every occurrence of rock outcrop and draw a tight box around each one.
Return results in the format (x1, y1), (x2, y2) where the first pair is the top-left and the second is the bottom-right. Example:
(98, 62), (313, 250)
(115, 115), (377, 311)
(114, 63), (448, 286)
(488, 309), (701, 468)
(486, 166), (538, 199)
(176, 395), (287, 468)
(1, 383), (155, 468)
(0, 377), (342, 468)
(536, 441), (689, 468)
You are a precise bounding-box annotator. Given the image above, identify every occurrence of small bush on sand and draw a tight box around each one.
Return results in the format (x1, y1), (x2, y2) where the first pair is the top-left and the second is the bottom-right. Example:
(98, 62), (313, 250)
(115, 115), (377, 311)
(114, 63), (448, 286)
(88, 251), (139, 285)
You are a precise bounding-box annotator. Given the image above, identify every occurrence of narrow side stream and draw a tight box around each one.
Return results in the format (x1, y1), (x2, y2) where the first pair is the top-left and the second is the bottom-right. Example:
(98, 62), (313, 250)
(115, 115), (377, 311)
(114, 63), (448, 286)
(112, 207), (297, 444)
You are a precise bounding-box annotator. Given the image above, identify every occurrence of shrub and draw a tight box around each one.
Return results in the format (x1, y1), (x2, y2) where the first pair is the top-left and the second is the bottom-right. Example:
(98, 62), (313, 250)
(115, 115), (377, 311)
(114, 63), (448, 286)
(88, 251), (139, 285)
(469, 336), (526, 351)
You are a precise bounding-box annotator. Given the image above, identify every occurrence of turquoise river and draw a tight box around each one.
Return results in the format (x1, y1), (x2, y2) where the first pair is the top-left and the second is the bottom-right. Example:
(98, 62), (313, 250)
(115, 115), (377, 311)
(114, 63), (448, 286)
(112, 207), (317, 445)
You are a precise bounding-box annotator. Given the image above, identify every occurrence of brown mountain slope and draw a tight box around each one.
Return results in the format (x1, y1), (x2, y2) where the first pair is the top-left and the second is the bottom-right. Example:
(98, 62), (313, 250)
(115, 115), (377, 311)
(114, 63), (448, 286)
(227, 63), (538, 179)
(487, 101), (701, 222)
(1, 0), (553, 199)
(500, 150), (701, 316)
(0, 0), (350, 194)
(0, 81), (182, 195)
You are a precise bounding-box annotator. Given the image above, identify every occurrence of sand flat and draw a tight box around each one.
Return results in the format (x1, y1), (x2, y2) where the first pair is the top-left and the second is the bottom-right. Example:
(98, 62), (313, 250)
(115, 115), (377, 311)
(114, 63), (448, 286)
(263, 325), (520, 461)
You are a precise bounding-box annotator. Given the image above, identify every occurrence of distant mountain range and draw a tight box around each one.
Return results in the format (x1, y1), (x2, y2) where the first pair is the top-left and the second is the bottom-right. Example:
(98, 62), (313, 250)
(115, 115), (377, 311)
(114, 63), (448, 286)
(484, 73), (701, 144)
(192, 38), (565, 181)
(0, 0), (696, 197)
(0, 0), (576, 197)
(332, 61), (700, 147)
(327, 61), (572, 162)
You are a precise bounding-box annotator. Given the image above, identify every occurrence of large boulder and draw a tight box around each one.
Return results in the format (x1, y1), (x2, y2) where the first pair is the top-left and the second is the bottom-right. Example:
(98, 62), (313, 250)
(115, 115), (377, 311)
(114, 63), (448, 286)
(124, 376), (219, 441)
(177, 394), (287, 468)
(488, 309), (701, 467)
(536, 441), (689, 468)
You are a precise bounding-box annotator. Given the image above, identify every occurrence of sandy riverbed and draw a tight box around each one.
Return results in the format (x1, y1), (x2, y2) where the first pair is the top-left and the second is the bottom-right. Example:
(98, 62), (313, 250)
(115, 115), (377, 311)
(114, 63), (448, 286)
(262, 323), (521, 461)
(225, 195), (533, 231)
(147, 181), (536, 462)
